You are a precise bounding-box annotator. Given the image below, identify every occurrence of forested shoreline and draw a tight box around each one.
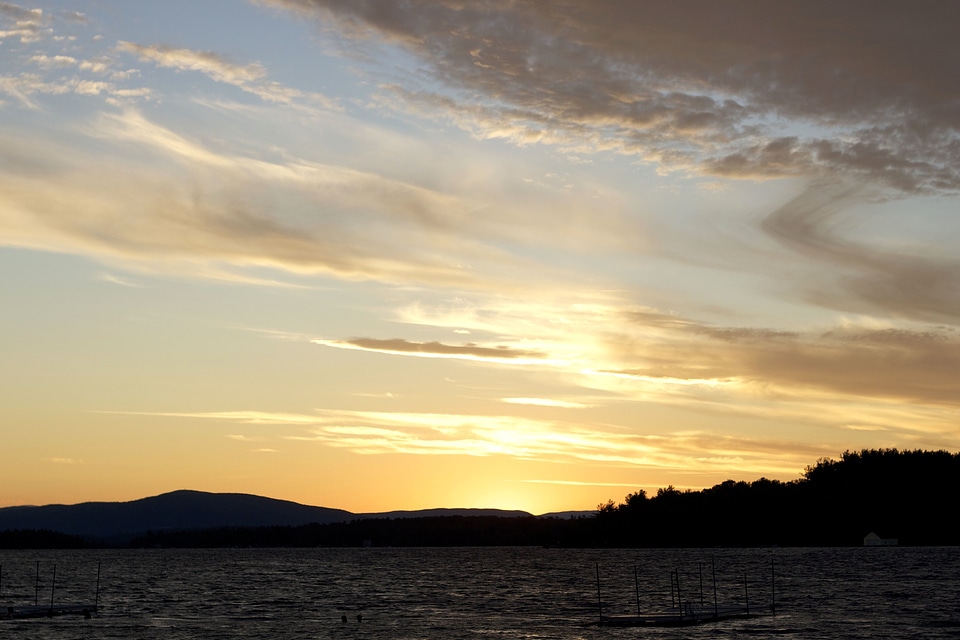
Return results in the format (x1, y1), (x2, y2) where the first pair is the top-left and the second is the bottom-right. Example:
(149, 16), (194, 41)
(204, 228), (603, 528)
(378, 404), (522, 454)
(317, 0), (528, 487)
(4, 449), (958, 548)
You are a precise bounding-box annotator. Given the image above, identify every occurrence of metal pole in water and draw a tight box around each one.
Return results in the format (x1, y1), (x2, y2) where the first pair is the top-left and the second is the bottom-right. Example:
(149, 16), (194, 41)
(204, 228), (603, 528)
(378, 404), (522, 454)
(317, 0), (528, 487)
(634, 563), (641, 616)
(771, 558), (776, 616)
(699, 561), (704, 608)
(675, 570), (683, 618)
(95, 562), (101, 611)
(712, 558), (718, 620)
(595, 563), (602, 625)
(670, 571), (676, 610)
(49, 564), (56, 614)
(35, 561), (39, 606)
(743, 573), (750, 616)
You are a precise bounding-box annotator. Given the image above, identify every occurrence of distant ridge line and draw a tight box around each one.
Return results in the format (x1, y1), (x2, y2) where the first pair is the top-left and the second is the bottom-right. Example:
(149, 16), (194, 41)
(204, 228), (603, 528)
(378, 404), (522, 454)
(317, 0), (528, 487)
(0, 490), (582, 542)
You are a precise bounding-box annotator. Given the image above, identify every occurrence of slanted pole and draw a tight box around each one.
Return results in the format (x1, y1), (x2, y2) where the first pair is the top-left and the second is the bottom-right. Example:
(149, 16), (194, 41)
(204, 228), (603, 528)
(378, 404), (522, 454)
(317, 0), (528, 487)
(595, 563), (602, 625)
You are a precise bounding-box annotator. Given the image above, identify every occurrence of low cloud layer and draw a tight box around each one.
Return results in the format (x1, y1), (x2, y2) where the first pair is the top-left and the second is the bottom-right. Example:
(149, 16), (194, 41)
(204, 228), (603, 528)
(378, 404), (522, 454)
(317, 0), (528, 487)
(613, 310), (960, 410)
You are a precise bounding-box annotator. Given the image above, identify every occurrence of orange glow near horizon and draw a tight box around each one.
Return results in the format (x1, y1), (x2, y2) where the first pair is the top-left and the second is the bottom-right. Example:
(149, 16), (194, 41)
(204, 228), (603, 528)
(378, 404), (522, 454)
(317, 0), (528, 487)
(1, 2), (959, 513)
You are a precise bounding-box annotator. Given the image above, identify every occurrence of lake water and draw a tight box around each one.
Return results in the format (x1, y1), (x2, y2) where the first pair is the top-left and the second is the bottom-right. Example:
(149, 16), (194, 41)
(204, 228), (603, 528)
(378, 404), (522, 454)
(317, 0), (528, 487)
(1, 546), (958, 639)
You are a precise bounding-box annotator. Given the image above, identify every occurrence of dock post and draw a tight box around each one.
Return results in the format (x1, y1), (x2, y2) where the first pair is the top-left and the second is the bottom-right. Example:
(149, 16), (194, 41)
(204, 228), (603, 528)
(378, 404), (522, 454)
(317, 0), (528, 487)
(743, 573), (749, 616)
(595, 563), (602, 625)
(770, 558), (776, 616)
(95, 562), (101, 611)
(674, 570), (683, 619)
(634, 564), (640, 616)
(712, 558), (718, 620)
(699, 561), (704, 608)
(49, 565), (56, 615)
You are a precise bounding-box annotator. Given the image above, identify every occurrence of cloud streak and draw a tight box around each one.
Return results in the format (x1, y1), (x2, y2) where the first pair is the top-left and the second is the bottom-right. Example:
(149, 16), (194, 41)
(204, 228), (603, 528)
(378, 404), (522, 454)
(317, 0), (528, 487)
(118, 41), (335, 107)
(314, 337), (555, 364)
(106, 408), (822, 478)
(609, 307), (960, 410)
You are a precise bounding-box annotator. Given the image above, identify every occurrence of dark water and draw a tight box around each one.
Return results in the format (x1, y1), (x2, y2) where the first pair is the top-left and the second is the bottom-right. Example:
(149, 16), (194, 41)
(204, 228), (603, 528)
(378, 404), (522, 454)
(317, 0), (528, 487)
(2, 546), (958, 639)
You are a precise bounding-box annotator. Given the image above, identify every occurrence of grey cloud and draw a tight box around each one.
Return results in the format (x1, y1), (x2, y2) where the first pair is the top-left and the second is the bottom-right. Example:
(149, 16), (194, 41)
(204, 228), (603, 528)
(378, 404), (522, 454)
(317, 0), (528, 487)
(60, 10), (86, 23)
(0, 2), (42, 23)
(265, 0), (960, 191)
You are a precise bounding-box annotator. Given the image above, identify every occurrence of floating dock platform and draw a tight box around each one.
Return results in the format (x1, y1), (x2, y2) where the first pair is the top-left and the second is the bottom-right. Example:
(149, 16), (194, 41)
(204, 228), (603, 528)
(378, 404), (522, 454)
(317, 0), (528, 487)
(1, 561), (100, 622)
(595, 559), (776, 627)
(601, 603), (773, 627)
(3, 603), (97, 620)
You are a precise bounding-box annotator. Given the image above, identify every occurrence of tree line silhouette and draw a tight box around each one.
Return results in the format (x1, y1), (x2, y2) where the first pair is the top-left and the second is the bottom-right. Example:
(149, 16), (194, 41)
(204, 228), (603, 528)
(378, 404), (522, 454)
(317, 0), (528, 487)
(592, 448), (959, 547)
(5, 449), (959, 548)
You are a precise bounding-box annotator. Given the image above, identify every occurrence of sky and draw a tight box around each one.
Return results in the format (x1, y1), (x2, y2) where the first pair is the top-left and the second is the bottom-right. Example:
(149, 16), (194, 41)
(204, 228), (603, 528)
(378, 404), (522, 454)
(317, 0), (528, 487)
(2, 1), (959, 514)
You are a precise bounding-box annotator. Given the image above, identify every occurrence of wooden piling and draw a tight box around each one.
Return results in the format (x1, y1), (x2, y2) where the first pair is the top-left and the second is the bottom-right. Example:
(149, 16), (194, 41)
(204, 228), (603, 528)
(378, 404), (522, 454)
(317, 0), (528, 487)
(49, 565), (56, 615)
(771, 558), (776, 616)
(698, 561), (704, 609)
(95, 562), (101, 611)
(712, 557), (718, 620)
(633, 564), (640, 616)
(595, 563), (602, 625)
(743, 572), (749, 616)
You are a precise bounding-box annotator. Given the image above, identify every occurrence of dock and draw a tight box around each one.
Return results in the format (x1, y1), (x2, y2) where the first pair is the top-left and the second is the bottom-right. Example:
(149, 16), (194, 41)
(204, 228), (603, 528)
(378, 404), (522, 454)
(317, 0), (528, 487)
(3, 603), (97, 620)
(1, 561), (100, 622)
(595, 558), (776, 627)
(600, 604), (772, 627)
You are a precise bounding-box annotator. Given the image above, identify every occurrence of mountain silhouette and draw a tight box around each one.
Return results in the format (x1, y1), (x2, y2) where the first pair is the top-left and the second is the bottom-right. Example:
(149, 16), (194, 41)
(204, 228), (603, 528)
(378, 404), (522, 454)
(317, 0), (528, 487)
(0, 490), (353, 540)
(0, 490), (538, 542)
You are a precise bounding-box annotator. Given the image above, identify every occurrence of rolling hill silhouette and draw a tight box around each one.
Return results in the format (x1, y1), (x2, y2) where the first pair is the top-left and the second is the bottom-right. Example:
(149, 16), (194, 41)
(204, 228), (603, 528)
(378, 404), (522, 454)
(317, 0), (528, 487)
(0, 490), (536, 542)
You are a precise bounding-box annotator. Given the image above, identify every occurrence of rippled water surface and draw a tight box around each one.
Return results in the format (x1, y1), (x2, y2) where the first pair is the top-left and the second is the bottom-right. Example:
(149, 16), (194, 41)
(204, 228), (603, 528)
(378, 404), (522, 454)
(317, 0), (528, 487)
(2, 546), (958, 639)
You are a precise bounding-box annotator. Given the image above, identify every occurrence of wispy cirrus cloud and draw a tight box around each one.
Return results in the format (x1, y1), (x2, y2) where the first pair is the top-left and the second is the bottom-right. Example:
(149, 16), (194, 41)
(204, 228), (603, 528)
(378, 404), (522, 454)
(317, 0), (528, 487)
(102, 407), (822, 478)
(117, 41), (335, 108)
(759, 181), (960, 323)
(117, 41), (266, 84)
(0, 110), (518, 287)
(501, 397), (590, 409)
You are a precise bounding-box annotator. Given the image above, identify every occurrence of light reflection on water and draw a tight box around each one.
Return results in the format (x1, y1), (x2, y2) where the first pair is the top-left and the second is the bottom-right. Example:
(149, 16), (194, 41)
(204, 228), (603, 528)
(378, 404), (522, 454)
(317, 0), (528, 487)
(1, 546), (958, 639)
